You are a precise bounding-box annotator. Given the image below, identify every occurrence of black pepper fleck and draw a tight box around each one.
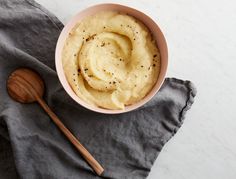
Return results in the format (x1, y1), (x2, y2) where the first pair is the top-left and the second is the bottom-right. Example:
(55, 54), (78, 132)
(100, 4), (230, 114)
(101, 42), (105, 47)
(141, 65), (144, 68)
(153, 54), (157, 58)
(85, 34), (96, 42)
(153, 64), (156, 67)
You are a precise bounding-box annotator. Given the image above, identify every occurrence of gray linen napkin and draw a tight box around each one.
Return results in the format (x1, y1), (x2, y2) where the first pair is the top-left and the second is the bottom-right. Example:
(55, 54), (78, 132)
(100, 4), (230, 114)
(0, 0), (197, 178)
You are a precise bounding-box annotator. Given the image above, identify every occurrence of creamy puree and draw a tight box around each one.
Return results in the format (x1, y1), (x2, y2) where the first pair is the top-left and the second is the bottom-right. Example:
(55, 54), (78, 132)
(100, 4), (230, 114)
(62, 11), (160, 109)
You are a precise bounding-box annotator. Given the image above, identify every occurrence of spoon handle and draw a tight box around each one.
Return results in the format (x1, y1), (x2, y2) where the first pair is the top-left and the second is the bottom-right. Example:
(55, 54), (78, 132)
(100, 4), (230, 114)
(36, 96), (104, 176)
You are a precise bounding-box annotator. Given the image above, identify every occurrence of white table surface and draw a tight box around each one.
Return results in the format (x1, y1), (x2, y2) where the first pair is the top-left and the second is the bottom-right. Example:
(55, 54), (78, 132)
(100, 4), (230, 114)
(35, 0), (236, 178)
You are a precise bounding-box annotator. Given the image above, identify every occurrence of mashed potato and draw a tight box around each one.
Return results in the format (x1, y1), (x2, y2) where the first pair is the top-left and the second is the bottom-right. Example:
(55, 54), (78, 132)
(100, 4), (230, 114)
(62, 11), (160, 109)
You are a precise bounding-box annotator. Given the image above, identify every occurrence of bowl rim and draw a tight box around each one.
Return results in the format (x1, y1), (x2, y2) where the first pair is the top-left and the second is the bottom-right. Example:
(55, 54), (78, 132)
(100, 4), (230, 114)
(55, 3), (168, 114)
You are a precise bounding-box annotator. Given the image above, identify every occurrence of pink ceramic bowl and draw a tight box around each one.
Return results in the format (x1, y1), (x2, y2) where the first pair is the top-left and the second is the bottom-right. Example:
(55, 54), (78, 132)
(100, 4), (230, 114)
(55, 3), (168, 114)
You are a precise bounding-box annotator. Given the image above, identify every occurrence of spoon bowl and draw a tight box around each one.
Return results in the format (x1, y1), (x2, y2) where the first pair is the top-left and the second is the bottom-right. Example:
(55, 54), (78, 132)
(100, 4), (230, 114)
(7, 68), (44, 103)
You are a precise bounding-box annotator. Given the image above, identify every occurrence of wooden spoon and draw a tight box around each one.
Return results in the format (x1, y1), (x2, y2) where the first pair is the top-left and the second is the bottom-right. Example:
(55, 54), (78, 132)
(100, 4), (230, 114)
(7, 68), (104, 176)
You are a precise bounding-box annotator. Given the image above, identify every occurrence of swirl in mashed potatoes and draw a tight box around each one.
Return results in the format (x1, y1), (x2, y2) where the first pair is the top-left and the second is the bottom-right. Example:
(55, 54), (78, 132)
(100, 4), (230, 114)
(62, 11), (160, 109)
